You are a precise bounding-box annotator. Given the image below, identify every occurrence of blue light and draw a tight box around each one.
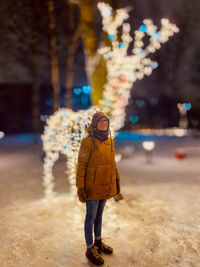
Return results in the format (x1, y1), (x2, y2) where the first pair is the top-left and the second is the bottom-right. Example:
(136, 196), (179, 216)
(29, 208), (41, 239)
(139, 24), (147, 32)
(150, 62), (159, 69)
(153, 32), (161, 40)
(118, 42), (126, 48)
(62, 112), (67, 117)
(64, 145), (70, 150)
(40, 114), (48, 122)
(104, 54), (110, 60)
(150, 98), (158, 105)
(44, 163), (51, 169)
(183, 103), (191, 111)
(115, 131), (174, 142)
(135, 99), (146, 108)
(102, 9), (111, 18)
(64, 125), (68, 129)
(48, 136), (53, 141)
(108, 34), (115, 40)
(139, 50), (145, 56)
(83, 86), (91, 94)
(129, 115), (139, 124)
(73, 88), (82, 95)
(46, 99), (53, 106)
(45, 126), (50, 131)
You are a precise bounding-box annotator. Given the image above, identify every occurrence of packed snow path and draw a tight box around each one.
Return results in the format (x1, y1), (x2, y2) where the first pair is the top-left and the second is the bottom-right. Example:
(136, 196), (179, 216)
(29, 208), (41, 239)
(0, 137), (200, 267)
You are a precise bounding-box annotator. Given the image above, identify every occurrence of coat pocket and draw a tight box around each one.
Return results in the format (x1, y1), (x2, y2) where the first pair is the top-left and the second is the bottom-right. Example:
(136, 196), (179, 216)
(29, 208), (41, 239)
(94, 164), (112, 186)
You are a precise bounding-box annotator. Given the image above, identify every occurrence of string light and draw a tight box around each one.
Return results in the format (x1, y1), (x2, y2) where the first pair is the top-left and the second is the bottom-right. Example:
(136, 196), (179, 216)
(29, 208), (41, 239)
(142, 141), (155, 163)
(42, 2), (179, 200)
(97, 2), (179, 130)
(134, 128), (188, 137)
(142, 141), (155, 151)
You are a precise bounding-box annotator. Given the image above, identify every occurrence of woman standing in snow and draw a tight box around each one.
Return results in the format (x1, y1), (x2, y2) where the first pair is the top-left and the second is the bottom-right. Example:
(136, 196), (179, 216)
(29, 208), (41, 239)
(76, 111), (121, 266)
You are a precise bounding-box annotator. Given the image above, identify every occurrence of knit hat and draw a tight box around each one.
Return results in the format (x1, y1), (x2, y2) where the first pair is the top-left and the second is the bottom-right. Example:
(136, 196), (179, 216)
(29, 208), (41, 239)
(91, 111), (109, 130)
(86, 111), (113, 151)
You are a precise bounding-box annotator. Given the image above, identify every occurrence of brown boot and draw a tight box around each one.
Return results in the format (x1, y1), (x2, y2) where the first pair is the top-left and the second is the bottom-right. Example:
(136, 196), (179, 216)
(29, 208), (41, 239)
(94, 239), (113, 254)
(85, 245), (104, 265)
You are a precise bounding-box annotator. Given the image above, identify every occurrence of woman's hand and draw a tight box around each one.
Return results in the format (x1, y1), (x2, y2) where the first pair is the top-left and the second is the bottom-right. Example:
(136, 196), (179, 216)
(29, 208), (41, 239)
(77, 188), (87, 203)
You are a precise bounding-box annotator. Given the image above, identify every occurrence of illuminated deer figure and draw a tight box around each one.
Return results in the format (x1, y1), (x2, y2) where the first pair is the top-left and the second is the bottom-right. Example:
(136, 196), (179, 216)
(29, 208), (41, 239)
(42, 2), (179, 199)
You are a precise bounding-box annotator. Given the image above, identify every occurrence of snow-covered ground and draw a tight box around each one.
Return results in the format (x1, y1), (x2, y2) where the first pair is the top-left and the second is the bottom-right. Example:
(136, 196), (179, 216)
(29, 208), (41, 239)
(0, 136), (200, 267)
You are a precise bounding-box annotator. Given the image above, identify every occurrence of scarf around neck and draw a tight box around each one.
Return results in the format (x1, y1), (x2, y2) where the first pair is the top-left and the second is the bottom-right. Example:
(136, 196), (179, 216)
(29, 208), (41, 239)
(92, 128), (109, 142)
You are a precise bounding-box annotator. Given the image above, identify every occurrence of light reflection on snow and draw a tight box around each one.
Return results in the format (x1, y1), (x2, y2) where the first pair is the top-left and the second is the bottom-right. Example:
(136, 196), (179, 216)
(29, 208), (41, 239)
(1, 138), (200, 266)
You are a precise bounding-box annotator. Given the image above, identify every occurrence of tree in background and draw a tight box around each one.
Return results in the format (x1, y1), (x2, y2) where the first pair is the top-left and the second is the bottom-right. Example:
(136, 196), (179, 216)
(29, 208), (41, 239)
(0, 1), (46, 140)
(0, 0), (63, 136)
(62, 2), (82, 108)
(67, 0), (121, 105)
(47, 0), (61, 111)
(30, 0), (41, 141)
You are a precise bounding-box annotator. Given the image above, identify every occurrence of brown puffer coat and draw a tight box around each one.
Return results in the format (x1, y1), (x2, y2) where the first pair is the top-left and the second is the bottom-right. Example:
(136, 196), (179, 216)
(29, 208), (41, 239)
(76, 136), (120, 200)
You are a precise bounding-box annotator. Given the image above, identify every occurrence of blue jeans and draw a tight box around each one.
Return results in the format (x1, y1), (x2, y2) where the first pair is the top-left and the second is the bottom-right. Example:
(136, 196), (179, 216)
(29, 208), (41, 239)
(84, 200), (107, 247)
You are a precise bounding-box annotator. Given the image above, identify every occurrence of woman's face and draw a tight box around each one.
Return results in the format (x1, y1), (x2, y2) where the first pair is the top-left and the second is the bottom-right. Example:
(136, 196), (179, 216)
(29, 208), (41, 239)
(97, 117), (109, 131)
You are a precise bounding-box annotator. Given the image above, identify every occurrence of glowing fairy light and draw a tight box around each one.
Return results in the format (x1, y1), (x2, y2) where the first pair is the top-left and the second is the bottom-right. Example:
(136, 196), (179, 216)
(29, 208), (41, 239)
(82, 86), (91, 94)
(183, 103), (191, 111)
(40, 115), (48, 122)
(0, 131), (5, 139)
(97, 2), (179, 130)
(173, 128), (187, 137)
(42, 107), (99, 198)
(42, 2), (179, 200)
(73, 86), (91, 95)
(142, 141), (155, 151)
(129, 115), (139, 124)
(142, 141), (155, 164)
(73, 88), (82, 95)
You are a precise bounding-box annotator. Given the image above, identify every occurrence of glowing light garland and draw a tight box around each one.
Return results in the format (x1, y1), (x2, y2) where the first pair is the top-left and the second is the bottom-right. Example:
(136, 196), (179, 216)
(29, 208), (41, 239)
(42, 2), (179, 200)
(97, 3), (179, 130)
